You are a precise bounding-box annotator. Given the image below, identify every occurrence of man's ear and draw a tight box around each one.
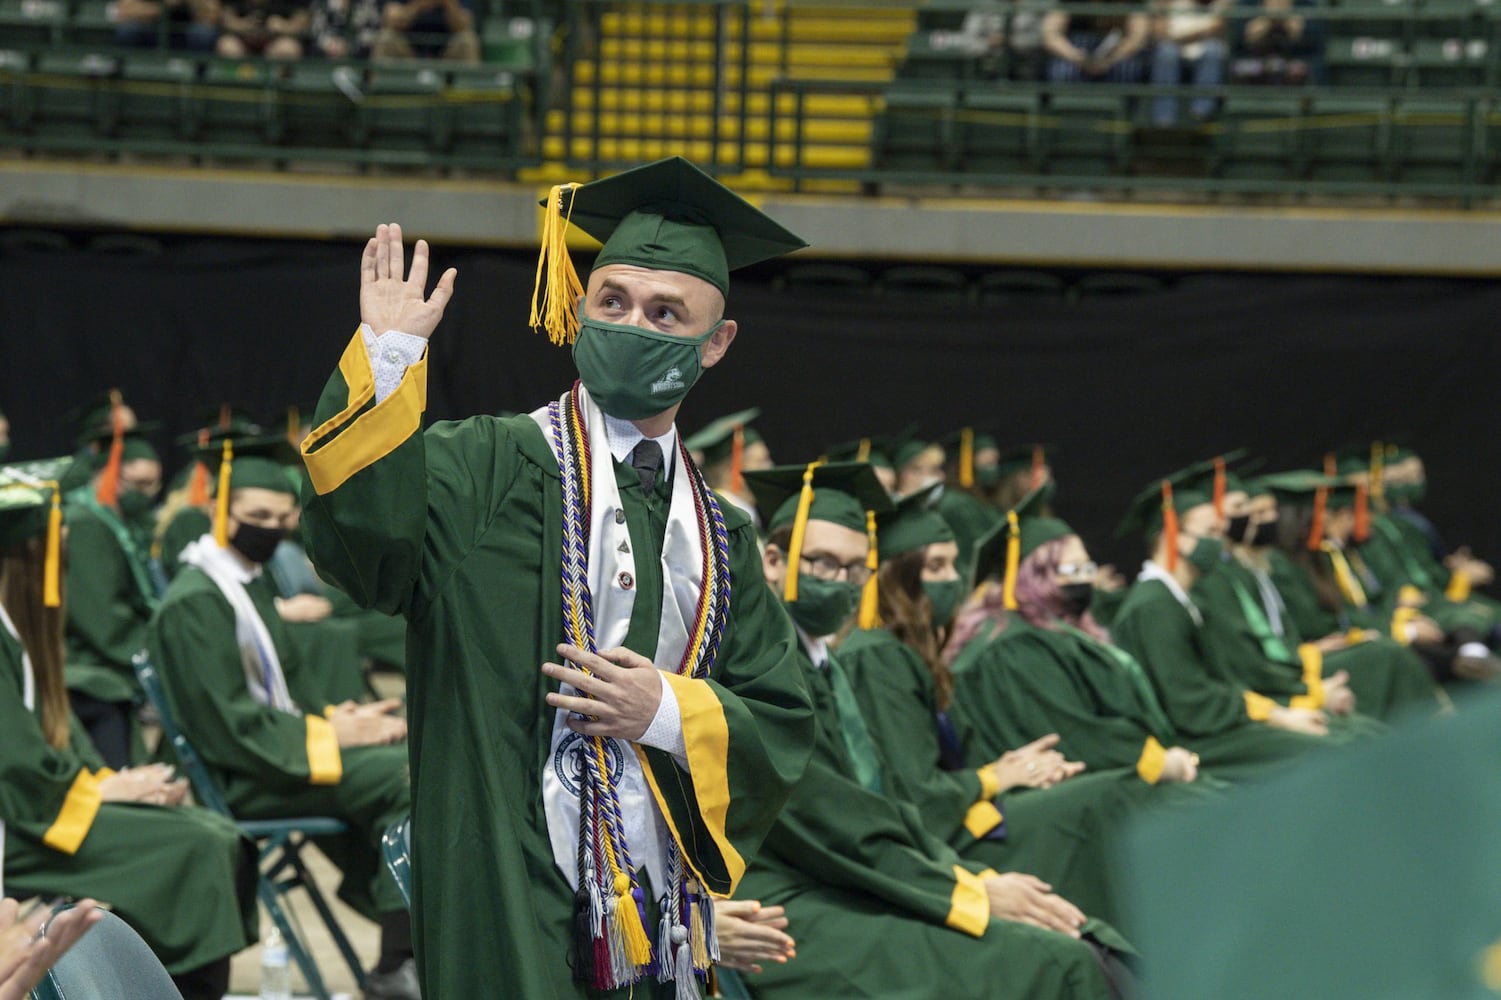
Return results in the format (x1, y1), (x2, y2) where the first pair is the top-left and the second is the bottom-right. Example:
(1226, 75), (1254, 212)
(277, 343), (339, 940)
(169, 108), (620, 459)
(700, 319), (738, 369)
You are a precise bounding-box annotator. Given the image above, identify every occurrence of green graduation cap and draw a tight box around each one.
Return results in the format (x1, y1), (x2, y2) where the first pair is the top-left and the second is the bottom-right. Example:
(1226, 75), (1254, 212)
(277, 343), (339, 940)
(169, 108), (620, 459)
(743, 461), (893, 537)
(191, 433), (302, 549)
(876, 483), (954, 562)
(70, 391), (160, 449)
(1123, 692), (1501, 1000)
(0, 458), (71, 605)
(824, 434), (897, 471)
(891, 434), (939, 474)
(684, 408), (763, 468)
(532, 157), (809, 344)
(972, 481), (1072, 598)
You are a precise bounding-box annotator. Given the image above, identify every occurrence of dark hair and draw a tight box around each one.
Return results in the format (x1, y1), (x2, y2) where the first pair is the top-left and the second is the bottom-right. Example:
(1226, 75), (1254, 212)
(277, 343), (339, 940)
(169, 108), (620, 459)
(871, 548), (954, 711)
(0, 538), (70, 749)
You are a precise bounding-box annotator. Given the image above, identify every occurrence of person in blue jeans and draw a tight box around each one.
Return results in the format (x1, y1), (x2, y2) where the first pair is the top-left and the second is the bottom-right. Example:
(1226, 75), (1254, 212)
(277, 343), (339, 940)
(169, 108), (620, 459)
(114, 0), (219, 50)
(1150, 0), (1229, 125)
(1042, 1), (1151, 82)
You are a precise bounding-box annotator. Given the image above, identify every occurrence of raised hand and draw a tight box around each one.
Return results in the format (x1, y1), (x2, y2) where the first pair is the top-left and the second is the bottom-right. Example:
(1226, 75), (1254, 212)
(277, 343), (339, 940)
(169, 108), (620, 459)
(360, 222), (458, 340)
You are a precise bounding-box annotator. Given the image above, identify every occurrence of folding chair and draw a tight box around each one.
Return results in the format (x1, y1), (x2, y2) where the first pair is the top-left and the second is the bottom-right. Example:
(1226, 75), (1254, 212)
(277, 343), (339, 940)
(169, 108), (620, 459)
(30, 905), (183, 1000)
(380, 815), (412, 911)
(132, 652), (366, 1000)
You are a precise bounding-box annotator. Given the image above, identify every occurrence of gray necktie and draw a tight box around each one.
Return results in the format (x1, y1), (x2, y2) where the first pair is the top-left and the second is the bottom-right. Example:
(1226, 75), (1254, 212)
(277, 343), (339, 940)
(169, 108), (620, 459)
(630, 440), (664, 495)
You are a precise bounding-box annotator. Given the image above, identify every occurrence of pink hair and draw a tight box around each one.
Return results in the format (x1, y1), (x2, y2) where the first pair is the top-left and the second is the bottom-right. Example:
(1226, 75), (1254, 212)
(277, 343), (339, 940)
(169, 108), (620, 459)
(943, 578), (1012, 665)
(1014, 537), (1110, 641)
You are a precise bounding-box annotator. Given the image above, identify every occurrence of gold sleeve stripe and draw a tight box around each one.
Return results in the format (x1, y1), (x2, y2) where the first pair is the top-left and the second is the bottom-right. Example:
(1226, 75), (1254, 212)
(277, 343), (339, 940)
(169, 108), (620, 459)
(42, 768), (104, 855)
(947, 865), (992, 938)
(1136, 735), (1167, 784)
(1244, 690), (1276, 722)
(963, 800), (1004, 839)
(303, 330), (429, 496)
(977, 766), (1001, 801)
(1290, 643), (1326, 710)
(305, 714), (344, 786)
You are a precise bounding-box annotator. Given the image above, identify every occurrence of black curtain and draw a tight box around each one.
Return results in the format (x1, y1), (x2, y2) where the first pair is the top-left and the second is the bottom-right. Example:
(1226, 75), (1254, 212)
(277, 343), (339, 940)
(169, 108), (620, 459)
(2, 235), (1496, 567)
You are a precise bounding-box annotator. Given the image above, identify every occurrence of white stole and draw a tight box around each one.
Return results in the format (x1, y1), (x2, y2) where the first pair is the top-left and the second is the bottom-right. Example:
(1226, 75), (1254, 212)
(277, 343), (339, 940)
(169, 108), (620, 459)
(0, 601), (34, 896)
(1137, 559), (1204, 626)
(179, 535), (299, 714)
(533, 385), (709, 891)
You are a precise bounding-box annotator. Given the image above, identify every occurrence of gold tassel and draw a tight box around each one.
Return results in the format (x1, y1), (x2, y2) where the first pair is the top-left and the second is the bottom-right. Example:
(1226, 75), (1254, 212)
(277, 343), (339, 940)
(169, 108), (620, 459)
(858, 509), (881, 628)
(213, 440), (234, 547)
(1369, 441), (1385, 504)
(43, 483), (62, 608)
(855, 438), (871, 463)
(611, 872), (653, 967)
(689, 896), (709, 969)
(529, 183), (584, 346)
(1001, 510), (1021, 611)
(959, 427), (974, 489)
(286, 405), (301, 445)
(782, 462), (820, 603)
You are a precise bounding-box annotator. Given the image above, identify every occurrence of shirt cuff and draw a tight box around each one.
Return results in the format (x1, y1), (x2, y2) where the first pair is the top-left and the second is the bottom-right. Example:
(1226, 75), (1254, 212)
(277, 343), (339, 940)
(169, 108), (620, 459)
(361, 323), (428, 403)
(638, 670), (688, 765)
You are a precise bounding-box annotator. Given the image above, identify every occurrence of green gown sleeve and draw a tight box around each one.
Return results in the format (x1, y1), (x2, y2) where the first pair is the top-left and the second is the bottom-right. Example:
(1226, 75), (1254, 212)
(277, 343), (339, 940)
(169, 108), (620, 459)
(756, 655), (999, 938)
(839, 630), (1000, 845)
(1112, 580), (1271, 738)
(959, 627), (1169, 780)
(63, 507), (149, 702)
(0, 633), (108, 856)
(148, 577), (342, 789)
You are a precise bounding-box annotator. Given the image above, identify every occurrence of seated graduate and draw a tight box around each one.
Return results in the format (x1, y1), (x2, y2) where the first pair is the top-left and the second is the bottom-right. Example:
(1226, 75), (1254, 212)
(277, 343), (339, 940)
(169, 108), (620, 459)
(61, 393), (165, 769)
(935, 427), (1003, 577)
(830, 483), (1162, 926)
(683, 408), (771, 528)
(1198, 463), (1442, 722)
(0, 462), (258, 1000)
(736, 460), (1133, 1000)
(146, 437), (418, 999)
(1107, 472), (1342, 776)
(1265, 469), (1501, 685)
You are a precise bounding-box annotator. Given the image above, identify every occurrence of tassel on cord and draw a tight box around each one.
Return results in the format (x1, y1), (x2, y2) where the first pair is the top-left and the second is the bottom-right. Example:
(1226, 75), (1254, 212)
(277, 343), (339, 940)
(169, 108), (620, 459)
(1030, 444), (1045, 491)
(855, 437), (871, 463)
(1308, 484), (1327, 552)
(1354, 482), (1370, 543)
(213, 440), (234, 547)
(1212, 456), (1227, 519)
(1369, 441), (1385, 504)
(530, 183), (584, 346)
(285, 405), (301, 445)
(187, 429), (211, 507)
(674, 941), (697, 1000)
(959, 427), (975, 489)
(1162, 481), (1180, 573)
(43, 482), (62, 608)
(94, 389), (126, 508)
(611, 873), (653, 971)
(730, 425), (745, 497)
(782, 462), (820, 602)
(702, 890), (719, 962)
(1001, 510), (1021, 611)
(858, 509), (881, 628)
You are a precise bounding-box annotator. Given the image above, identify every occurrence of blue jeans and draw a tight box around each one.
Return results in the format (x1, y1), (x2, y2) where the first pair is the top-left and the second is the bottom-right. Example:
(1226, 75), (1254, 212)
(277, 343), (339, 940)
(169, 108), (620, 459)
(115, 18), (219, 51)
(1151, 38), (1226, 125)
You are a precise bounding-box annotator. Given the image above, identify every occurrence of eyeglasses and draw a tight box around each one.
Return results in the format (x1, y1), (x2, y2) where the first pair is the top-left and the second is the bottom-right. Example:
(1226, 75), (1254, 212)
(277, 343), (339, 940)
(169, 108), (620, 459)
(800, 554), (873, 587)
(1055, 561), (1097, 580)
(118, 476), (161, 498)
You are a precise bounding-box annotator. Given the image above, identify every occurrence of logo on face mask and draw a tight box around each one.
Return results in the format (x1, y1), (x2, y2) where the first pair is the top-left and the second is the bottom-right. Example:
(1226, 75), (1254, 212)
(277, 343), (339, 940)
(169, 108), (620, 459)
(651, 367), (686, 396)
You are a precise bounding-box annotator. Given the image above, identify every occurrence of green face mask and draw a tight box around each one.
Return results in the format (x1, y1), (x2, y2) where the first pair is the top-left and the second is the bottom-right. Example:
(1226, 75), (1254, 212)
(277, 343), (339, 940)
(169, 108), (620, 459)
(571, 309), (723, 421)
(1184, 534), (1225, 574)
(922, 578), (966, 628)
(1389, 482), (1426, 507)
(785, 574), (860, 638)
(117, 487), (156, 523)
(974, 464), (1000, 489)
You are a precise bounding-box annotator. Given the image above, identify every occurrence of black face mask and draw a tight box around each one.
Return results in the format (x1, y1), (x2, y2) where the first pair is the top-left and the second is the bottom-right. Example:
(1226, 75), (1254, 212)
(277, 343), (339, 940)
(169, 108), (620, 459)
(1227, 514), (1253, 544)
(1247, 516), (1280, 548)
(230, 521), (284, 565)
(1058, 582), (1095, 619)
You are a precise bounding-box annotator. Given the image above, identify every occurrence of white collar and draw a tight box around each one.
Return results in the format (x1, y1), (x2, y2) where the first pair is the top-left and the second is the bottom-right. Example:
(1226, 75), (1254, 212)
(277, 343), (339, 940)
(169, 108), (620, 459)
(796, 625), (830, 667)
(183, 535), (262, 585)
(1137, 559), (1203, 626)
(603, 413), (678, 480)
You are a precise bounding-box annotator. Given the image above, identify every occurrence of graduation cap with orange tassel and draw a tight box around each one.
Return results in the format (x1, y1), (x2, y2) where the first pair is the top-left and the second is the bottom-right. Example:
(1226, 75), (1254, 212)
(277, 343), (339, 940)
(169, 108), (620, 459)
(530, 157), (808, 347)
(683, 408), (764, 497)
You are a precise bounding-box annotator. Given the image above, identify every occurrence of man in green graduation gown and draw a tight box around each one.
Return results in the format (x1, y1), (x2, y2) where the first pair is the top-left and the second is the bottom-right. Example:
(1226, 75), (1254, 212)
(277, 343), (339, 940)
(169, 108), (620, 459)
(63, 403), (164, 769)
(148, 441), (418, 998)
(737, 461), (1129, 999)
(1110, 476), (1335, 774)
(298, 158), (816, 999)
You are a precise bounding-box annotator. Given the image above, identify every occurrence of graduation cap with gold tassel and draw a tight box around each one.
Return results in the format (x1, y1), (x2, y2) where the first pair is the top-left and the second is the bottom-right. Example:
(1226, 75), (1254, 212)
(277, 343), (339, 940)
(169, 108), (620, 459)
(0, 458), (72, 608)
(530, 157), (809, 346)
(972, 481), (1070, 606)
(742, 461), (892, 617)
(188, 434), (301, 548)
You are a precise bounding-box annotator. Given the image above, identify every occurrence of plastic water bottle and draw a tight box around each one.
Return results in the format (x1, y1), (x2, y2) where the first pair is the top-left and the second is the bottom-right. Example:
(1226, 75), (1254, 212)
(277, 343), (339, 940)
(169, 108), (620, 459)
(260, 926), (291, 1000)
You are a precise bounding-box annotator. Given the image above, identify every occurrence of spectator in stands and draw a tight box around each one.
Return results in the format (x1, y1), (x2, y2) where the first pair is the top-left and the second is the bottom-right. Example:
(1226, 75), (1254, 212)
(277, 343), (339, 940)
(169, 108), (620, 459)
(309, 0), (382, 58)
(373, 0), (480, 63)
(1230, 0), (1327, 84)
(1150, 0), (1230, 125)
(928, 0), (1046, 81)
(214, 0), (309, 59)
(1042, 0), (1151, 82)
(114, 0), (220, 51)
